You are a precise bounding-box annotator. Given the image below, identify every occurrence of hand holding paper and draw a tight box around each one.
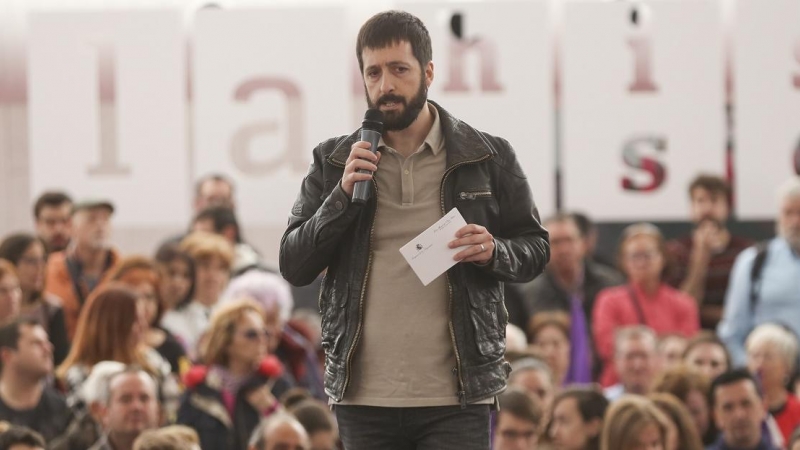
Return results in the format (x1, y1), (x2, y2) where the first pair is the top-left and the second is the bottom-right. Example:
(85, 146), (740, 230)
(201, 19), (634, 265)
(399, 208), (494, 286)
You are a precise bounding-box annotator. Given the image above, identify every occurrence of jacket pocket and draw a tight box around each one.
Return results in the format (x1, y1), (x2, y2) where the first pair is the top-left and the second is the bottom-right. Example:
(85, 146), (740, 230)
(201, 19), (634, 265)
(455, 189), (500, 225)
(320, 281), (349, 358)
(467, 283), (506, 357)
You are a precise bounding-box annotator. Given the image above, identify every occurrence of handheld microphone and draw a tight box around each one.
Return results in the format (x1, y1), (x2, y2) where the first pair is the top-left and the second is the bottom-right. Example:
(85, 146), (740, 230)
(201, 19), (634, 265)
(352, 109), (384, 204)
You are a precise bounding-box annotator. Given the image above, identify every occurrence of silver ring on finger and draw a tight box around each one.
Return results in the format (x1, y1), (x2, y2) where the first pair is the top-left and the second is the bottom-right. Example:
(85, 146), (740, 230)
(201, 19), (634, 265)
(480, 244), (486, 253)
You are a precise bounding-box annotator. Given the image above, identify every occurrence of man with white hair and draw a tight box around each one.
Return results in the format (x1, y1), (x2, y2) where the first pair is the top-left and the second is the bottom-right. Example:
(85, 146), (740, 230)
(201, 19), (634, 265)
(248, 413), (310, 450)
(719, 176), (800, 366)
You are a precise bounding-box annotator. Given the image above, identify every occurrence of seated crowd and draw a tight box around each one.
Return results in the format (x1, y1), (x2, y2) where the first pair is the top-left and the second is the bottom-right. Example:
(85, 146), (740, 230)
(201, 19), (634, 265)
(0, 172), (798, 450)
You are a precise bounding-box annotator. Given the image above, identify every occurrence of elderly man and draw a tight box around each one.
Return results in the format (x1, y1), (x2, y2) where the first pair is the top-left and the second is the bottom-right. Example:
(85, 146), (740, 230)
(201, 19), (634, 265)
(248, 413), (310, 450)
(718, 177), (800, 366)
(88, 367), (161, 450)
(45, 199), (119, 340)
(603, 326), (659, 401)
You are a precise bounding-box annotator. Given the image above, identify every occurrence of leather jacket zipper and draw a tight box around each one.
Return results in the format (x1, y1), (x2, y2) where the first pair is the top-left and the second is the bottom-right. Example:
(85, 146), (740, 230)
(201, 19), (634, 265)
(440, 154), (492, 408)
(458, 190), (492, 200)
(342, 178), (377, 400)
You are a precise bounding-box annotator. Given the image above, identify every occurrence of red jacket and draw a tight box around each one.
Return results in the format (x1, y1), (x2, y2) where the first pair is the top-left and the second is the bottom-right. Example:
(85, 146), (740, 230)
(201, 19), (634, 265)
(592, 283), (699, 386)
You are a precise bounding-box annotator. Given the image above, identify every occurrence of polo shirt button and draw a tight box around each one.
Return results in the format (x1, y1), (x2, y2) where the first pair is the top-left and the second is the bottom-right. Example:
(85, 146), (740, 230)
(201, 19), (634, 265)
(404, 170), (410, 175)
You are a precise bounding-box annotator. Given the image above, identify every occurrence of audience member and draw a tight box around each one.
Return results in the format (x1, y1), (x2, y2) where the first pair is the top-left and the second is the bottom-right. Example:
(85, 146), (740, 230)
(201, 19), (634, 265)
(745, 323), (800, 443)
(32, 192), (73, 254)
(528, 312), (574, 386)
(132, 425), (200, 450)
(656, 334), (688, 373)
(55, 285), (176, 420)
(514, 213), (622, 380)
(45, 199), (119, 340)
(542, 388), (609, 450)
(593, 223), (699, 386)
(708, 369), (779, 450)
(177, 300), (291, 450)
(192, 206), (262, 275)
(507, 323), (528, 354)
(0, 425), (46, 450)
(109, 257), (188, 375)
(247, 413), (310, 450)
(0, 234), (69, 364)
(221, 270), (325, 400)
(652, 365), (714, 445)
(0, 319), (71, 442)
(194, 173), (235, 214)
(719, 176), (800, 367)
(682, 331), (731, 381)
(0, 260), (21, 323)
(50, 361), (125, 450)
(89, 367), (161, 450)
(153, 244), (194, 312)
(493, 388), (542, 450)
(666, 175), (753, 330)
(600, 396), (669, 450)
(604, 326), (659, 401)
(161, 232), (233, 360)
(647, 392), (704, 450)
(287, 399), (338, 450)
(509, 357), (556, 413)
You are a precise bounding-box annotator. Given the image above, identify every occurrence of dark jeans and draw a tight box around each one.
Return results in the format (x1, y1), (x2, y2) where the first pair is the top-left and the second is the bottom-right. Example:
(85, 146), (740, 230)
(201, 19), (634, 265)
(334, 404), (491, 450)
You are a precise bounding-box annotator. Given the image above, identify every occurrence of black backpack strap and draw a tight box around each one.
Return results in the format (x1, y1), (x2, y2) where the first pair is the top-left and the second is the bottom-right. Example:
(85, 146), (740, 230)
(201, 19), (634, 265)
(626, 286), (648, 326)
(749, 241), (770, 313)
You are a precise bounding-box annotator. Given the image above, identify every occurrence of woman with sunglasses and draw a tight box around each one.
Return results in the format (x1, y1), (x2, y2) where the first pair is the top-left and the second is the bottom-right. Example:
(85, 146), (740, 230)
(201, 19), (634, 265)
(177, 299), (293, 450)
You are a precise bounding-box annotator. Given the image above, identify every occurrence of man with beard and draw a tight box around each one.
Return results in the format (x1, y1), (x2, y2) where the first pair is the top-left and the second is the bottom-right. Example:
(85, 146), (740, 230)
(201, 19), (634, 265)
(45, 200), (120, 340)
(718, 176), (800, 367)
(279, 10), (549, 450)
(665, 175), (752, 330)
(33, 191), (73, 254)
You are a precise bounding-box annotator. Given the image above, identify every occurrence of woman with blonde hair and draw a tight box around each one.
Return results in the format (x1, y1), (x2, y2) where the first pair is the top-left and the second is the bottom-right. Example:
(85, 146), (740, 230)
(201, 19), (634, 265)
(177, 299), (292, 450)
(600, 396), (670, 450)
(648, 393), (704, 450)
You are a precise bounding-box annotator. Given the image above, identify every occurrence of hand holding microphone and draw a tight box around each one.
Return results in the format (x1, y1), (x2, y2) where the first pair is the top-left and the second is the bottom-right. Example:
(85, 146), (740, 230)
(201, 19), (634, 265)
(343, 109), (384, 203)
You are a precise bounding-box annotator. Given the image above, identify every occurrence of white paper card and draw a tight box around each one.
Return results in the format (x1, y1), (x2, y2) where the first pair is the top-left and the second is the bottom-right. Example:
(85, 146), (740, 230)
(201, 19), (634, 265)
(399, 208), (468, 286)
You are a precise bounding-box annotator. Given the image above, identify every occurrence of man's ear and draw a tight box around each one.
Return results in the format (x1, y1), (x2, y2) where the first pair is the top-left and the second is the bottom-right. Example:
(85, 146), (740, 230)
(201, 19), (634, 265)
(89, 401), (106, 424)
(426, 61), (434, 86)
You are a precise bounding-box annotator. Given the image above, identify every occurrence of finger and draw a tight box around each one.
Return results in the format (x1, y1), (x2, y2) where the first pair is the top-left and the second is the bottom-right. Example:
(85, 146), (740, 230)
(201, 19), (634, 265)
(454, 224), (487, 239)
(453, 241), (493, 262)
(345, 158), (379, 174)
(449, 230), (492, 250)
(347, 144), (378, 163)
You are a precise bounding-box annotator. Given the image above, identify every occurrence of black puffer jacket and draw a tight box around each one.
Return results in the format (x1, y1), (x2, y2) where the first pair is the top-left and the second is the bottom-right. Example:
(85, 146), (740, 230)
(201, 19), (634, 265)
(280, 101), (550, 404)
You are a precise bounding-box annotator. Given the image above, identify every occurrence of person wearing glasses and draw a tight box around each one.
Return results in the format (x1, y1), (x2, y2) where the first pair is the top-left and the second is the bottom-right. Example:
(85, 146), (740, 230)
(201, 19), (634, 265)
(0, 234), (69, 365)
(177, 299), (293, 450)
(592, 223), (699, 388)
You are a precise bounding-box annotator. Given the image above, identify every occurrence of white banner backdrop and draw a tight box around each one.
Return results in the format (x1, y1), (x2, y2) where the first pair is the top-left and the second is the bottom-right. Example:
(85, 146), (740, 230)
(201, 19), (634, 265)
(399, 0), (556, 218)
(28, 11), (188, 227)
(561, 0), (725, 221)
(734, 0), (800, 219)
(192, 7), (350, 227)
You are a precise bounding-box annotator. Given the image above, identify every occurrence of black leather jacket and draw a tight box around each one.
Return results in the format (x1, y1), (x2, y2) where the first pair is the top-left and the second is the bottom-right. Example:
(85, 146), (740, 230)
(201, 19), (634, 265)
(280, 101), (550, 405)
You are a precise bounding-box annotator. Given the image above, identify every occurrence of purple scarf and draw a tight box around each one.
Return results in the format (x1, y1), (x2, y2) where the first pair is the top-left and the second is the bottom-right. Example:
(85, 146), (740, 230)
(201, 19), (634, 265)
(565, 293), (593, 384)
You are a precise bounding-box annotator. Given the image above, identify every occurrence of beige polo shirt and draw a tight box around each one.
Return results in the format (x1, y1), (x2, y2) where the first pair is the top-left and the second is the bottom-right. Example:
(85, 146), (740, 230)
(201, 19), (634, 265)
(339, 104), (464, 407)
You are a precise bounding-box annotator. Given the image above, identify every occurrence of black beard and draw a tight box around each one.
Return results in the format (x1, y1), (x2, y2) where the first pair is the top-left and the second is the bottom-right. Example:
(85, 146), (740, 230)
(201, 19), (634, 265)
(366, 78), (427, 131)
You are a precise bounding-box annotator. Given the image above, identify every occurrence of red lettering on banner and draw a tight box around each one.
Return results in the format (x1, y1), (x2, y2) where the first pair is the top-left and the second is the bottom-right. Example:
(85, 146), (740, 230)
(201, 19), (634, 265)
(230, 78), (306, 175)
(627, 6), (659, 93)
(443, 12), (503, 93)
(88, 45), (130, 176)
(621, 135), (667, 191)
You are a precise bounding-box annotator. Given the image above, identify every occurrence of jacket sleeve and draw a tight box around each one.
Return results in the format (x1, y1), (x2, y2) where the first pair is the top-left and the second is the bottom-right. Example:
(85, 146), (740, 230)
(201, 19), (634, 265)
(477, 137), (550, 283)
(717, 247), (757, 367)
(279, 143), (363, 287)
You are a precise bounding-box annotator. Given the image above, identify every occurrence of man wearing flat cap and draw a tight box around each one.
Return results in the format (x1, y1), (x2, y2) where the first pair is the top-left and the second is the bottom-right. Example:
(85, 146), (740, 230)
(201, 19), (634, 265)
(45, 199), (120, 340)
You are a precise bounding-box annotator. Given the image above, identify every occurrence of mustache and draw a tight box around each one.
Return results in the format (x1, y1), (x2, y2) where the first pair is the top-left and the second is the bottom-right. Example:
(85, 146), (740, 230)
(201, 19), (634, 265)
(377, 94), (406, 106)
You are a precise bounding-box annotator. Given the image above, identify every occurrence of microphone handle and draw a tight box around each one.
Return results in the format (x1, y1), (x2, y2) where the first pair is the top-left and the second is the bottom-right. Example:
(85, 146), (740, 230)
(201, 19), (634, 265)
(352, 129), (382, 204)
